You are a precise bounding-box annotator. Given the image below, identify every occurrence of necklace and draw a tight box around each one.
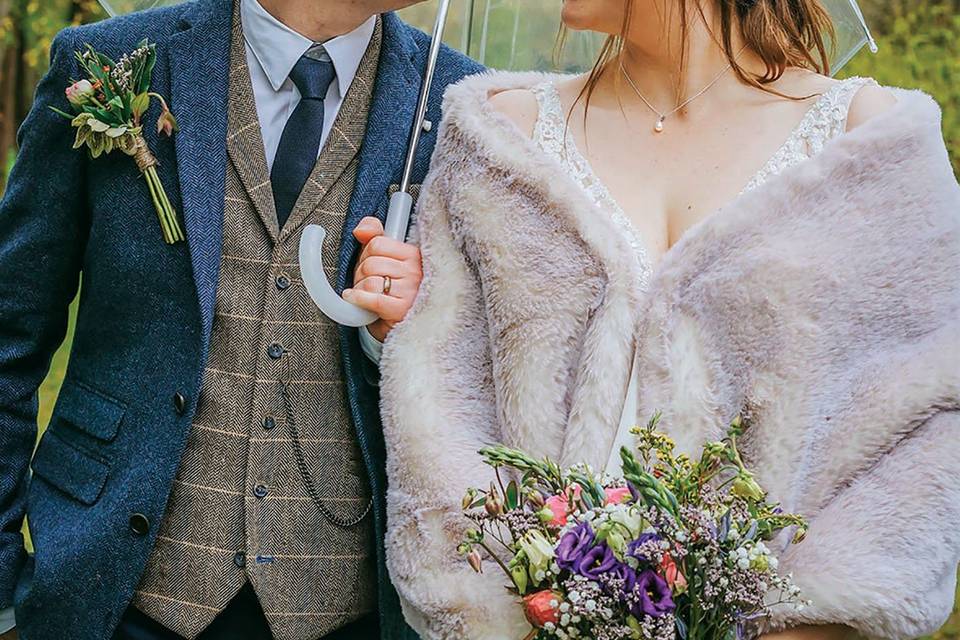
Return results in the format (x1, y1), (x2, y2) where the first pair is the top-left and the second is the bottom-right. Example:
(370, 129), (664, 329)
(620, 60), (734, 133)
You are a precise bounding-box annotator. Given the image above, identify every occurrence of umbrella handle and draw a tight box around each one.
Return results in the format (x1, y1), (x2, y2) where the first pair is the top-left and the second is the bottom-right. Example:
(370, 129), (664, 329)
(299, 191), (413, 328)
(299, 0), (451, 328)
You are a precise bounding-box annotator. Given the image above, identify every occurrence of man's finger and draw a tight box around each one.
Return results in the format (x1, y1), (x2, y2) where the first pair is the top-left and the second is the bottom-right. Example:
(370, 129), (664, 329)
(343, 287), (408, 320)
(356, 256), (410, 281)
(353, 275), (416, 301)
(364, 235), (419, 261)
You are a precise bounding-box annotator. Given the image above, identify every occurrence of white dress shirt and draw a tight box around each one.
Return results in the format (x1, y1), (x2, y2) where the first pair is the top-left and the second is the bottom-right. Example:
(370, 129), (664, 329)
(241, 0), (376, 171)
(242, 0), (384, 363)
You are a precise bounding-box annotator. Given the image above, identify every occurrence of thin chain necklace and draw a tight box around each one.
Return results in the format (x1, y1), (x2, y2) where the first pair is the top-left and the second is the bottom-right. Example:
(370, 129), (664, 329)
(619, 59), (734, 133)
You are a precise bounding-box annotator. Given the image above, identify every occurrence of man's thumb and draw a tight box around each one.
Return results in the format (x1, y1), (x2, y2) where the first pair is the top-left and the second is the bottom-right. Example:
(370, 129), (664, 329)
(353, 216), (385, 244)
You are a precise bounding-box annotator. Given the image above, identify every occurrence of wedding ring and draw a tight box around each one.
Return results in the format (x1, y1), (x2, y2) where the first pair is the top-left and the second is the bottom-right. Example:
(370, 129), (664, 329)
(382, 275), (392, 296)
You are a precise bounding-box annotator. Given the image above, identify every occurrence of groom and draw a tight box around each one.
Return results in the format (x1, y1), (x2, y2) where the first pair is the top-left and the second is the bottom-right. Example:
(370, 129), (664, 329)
(0, 0), (481, 639)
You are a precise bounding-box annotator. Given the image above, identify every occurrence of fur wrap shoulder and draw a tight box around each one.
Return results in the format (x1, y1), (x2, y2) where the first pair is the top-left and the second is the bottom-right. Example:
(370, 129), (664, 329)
(379, 71), (960, 640)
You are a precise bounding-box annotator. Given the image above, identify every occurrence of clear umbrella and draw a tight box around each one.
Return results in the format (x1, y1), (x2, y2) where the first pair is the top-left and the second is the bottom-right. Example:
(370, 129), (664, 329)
(399, 0), (877, 75)
(98, 0), (876, 75)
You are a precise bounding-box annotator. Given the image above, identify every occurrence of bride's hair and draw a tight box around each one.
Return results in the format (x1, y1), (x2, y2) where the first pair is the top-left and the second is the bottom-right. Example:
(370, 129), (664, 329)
(572, 0), (836, 112)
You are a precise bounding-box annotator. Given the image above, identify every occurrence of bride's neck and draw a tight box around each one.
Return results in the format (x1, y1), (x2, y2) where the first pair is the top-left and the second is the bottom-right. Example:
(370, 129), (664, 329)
(611, 5), (764, 110)
(257, 0), (373, 42)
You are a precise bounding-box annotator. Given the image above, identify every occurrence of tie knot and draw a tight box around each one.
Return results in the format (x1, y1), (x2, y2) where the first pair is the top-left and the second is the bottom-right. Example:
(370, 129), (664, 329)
(289, 55), (336, 101)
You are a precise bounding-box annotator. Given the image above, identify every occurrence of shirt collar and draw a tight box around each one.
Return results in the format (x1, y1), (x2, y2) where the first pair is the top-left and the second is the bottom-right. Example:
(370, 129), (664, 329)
(241, 0), (377, 97)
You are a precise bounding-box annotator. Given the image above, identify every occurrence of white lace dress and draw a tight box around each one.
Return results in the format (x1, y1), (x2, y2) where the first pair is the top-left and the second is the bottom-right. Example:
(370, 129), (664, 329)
(529, 77), (875, 473)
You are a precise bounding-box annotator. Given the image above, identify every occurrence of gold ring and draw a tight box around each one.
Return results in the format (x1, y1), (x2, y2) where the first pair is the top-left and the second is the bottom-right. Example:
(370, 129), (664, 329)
(382, 275), (392, 296)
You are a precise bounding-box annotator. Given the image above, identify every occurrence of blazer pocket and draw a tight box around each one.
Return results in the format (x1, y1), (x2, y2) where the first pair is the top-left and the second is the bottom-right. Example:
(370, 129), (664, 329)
(31, 430), (109, 505)
(50, 379), (127, 442)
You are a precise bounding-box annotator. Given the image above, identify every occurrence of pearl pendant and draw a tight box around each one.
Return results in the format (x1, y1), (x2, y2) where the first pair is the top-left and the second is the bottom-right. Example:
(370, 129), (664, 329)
(654, 117), (665, 133)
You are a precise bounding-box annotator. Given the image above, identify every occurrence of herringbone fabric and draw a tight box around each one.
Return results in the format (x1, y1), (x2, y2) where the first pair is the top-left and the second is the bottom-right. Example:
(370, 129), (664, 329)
(131, 9), (382, 640)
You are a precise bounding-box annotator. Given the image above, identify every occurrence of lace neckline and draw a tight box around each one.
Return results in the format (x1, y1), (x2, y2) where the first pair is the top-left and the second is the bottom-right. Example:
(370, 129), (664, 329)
(531, 76), (874, 278)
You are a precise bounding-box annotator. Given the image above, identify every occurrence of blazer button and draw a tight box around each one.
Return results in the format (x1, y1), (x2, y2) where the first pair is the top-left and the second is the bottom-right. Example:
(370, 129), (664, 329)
(275, 274), (291, 290)
(267, 343), (284, 360)
(129, 514), (150, 536)
(262, 416), (276, 431)
(253, 484), (269, 499)
(233, 551), (246, 568)
(173, 392), (187, 415)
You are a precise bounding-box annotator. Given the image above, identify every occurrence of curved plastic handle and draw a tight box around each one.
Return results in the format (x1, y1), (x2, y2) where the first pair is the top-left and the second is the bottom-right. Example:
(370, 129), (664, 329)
(299, 191), (413, 327)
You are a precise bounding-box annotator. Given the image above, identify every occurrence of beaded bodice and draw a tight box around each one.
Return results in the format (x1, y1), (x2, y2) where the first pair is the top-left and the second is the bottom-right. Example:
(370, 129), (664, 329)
(531, 76), (875, 280)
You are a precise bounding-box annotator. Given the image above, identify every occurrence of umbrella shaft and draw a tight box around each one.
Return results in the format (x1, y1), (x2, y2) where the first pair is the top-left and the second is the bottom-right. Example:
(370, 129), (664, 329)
(400, 0), (453, 194)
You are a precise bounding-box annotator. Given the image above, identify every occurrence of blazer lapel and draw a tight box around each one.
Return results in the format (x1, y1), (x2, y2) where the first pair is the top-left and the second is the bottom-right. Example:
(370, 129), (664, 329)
(225, 5), (280, 242)
(168, 0), (232, 347)
(337, 12), (421, 292)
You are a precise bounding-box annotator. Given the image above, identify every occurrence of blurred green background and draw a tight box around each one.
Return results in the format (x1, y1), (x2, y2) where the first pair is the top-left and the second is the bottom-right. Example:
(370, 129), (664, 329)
(0, 0), (957, 636)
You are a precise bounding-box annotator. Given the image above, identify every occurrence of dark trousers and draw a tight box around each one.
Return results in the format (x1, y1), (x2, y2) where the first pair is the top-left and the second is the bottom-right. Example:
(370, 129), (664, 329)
(113, 583), (379, 640)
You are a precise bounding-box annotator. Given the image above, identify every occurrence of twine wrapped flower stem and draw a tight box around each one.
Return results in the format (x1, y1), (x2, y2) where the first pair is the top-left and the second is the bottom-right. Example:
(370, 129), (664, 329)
(53, 40), (184, 244)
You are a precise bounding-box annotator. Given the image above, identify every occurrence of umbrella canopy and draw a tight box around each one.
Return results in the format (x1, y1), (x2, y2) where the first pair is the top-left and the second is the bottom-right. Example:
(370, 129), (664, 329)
(98, 0), (876, 75)
(399, 0), (877, 75)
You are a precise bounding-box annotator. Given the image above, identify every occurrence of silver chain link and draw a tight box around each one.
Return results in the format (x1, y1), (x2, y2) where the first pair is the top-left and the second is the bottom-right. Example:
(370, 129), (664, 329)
(281, 353), (373, 528)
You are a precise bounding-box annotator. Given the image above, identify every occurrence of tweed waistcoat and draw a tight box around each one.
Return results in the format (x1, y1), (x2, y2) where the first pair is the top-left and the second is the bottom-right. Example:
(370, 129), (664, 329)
(132, 12), (381, 640)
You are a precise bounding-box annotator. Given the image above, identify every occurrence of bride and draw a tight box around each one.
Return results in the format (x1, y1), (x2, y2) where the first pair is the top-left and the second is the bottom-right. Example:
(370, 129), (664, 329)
(376, 0), (960, 638)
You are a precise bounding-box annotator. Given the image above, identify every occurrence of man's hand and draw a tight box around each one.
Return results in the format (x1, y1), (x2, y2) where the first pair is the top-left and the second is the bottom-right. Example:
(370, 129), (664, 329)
(344, 217), (423, 342)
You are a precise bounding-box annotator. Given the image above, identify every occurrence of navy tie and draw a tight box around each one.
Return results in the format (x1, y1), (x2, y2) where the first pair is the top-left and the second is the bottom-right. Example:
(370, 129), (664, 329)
(271, 54), (337, 229)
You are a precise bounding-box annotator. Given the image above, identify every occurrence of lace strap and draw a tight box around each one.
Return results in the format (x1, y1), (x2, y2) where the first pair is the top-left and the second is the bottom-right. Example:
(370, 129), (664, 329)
(531, 82), (568, 158)
(824, 76), (878, 132)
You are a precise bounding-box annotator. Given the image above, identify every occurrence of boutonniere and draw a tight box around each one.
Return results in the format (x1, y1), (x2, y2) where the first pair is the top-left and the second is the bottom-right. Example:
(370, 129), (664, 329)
(51, 40), (184, 244)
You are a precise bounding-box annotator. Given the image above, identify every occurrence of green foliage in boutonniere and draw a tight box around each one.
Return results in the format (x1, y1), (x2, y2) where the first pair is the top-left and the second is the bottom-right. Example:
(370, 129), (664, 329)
(52, 40), (184, 244)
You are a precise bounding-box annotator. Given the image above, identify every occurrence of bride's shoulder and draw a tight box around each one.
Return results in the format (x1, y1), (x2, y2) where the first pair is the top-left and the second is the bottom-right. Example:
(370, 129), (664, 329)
(488, 74), (576, 137)
(775, 69), (898, 130)
(488, 88), (541, 139)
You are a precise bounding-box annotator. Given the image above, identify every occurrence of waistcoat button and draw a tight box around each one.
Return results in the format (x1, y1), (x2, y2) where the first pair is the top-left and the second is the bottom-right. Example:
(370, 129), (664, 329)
(267, 343), (284, 360)
(129, 514), (150, 536)
(263, 416), (277, 431)
(173, 393), (187, 415)
(276, 274), (291, 290)
(253, 484), (269, 499)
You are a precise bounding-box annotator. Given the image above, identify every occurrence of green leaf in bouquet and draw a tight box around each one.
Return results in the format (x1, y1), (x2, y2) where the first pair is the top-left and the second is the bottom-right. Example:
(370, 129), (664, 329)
(88, 134), (105, 159)
(744, 519), (759, 542)
(139, 46), (158, 95)
(675, 616), (688, 640)
(131, 92), (151, 119)
(106, 94), (124, 114)
(505, 480), (520, 510)
(73, 126), (91, 149)
(87, 118), (110, 133)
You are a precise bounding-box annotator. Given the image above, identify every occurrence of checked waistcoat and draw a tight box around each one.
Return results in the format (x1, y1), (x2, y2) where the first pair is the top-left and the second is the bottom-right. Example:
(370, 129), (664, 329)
(132, 11), (381, 640)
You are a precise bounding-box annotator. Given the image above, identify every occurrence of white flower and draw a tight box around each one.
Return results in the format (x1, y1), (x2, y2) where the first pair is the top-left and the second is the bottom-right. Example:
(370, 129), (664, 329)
(519, 531), (556, 578)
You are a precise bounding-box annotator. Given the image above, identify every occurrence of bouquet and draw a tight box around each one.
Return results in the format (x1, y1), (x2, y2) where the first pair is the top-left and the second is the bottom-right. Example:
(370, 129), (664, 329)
(459, 415), (810, 640)
(52, 40), (184, 244)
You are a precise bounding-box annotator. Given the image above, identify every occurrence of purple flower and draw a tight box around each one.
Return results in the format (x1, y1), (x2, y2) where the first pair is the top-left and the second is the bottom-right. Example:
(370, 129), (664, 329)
(576, 544), (619, 580)
(607, 562), (638, 598)
(634, 569), (675, 617)
(556, 521), (595, 572)
(627, 532), (661, 562)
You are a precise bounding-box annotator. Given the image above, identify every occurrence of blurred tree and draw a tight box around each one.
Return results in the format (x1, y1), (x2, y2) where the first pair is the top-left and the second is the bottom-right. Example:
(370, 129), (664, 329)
(0, 0), (105, 190)
(840, 0), (960, 175)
